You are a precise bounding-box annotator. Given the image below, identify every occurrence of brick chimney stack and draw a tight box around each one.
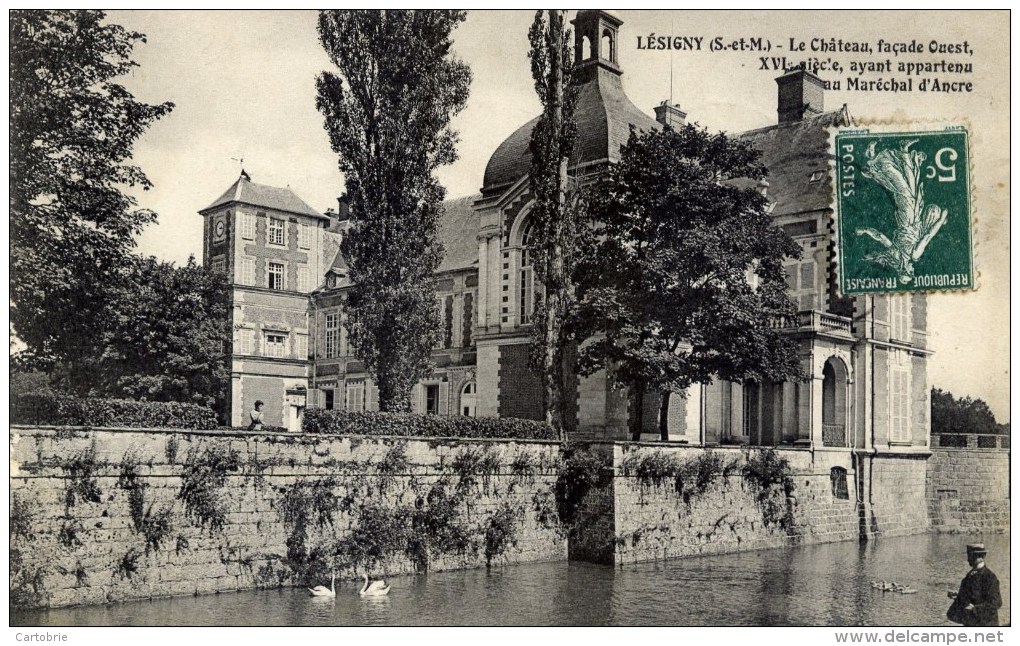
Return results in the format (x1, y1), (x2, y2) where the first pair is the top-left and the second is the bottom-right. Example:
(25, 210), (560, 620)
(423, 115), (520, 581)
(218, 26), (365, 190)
(654, 101), (687, 129)
(775, 69), (825, 124)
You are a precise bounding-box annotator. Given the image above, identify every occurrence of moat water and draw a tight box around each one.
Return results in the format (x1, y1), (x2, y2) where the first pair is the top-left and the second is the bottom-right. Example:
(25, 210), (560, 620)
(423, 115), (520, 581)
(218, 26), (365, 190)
(13, 533), (1009, 627)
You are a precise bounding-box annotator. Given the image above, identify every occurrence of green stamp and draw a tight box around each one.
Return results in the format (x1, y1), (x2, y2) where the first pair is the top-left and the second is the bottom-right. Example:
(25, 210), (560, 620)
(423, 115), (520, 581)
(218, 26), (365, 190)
(835, 126), (973, 294)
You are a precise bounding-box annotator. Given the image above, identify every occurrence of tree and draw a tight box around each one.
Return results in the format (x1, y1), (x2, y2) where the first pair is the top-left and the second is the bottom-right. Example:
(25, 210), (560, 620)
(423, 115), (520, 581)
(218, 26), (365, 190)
(316, 10), (471, 412)
(931, 388), (1003, 435)
(526, 10), (580, 436)
(573, 124), (804, 441)
(10, 10), (174, 376)
(82, 256), (232, 411)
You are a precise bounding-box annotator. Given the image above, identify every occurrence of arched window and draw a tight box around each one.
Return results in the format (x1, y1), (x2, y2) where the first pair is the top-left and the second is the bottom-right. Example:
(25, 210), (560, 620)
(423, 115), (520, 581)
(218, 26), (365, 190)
(602, 29), (615, 63)
(520, 220), (537, 325)
(822, 357), (850, 447)
(460, 381), (477, 417)
(581, 35), (592, 60)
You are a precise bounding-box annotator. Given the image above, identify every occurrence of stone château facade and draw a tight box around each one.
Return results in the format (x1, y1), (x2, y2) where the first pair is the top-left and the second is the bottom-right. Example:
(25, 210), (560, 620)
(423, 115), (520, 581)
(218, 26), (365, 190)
(200, 11), (931, 462)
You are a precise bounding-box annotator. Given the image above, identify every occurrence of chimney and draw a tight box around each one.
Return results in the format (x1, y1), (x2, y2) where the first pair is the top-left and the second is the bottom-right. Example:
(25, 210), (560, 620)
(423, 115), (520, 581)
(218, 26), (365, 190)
(337, 194), (351, 221)
(775, 69), (825, 124)
(654, 101), (687, 129)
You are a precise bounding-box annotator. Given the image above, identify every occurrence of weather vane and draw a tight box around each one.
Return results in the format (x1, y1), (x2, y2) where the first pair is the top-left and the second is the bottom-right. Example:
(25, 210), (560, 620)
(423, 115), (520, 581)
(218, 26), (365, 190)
(231, 156), (250, 181)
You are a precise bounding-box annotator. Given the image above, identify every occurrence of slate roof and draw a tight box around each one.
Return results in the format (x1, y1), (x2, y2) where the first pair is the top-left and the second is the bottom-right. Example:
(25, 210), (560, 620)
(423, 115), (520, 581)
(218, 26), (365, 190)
(324, 194), (480, 285)
(437, 194), (480, 273)
(737, 107), (850, 217)
(482, 67), (659, 194)
(201, 174), (326, 219)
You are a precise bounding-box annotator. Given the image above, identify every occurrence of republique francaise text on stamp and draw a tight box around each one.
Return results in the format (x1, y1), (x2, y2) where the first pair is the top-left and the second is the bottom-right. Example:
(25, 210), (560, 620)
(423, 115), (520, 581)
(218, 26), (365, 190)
(834, 125), (974, 295)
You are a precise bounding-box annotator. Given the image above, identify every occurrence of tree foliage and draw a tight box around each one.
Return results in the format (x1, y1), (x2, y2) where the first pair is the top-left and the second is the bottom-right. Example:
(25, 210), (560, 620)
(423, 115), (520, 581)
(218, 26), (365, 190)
(572, 124), (804, 439)
(315, 10), (471, 412)
(88, 256), (232, 410)
(931, 388), (1005, 435)
(526, 10), (580, 436)
(10, 10), (174, 372)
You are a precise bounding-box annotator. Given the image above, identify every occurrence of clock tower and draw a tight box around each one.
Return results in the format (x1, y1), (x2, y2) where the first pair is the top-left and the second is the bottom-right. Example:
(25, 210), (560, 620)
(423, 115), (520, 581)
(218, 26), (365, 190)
(199, 170), (330, 428)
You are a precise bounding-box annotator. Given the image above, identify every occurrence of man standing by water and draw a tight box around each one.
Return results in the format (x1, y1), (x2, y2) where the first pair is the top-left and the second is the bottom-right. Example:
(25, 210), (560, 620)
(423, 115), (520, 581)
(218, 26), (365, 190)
(947, 543), (1002, 626)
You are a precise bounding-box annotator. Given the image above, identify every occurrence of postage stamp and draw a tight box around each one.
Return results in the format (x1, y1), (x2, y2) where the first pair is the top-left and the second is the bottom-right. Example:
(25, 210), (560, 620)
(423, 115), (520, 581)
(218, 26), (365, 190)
(833, 125), (974, 295)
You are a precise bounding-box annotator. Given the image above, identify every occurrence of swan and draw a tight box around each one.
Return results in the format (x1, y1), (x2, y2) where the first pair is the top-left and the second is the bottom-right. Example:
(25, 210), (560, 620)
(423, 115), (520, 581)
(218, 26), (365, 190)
(359, 572), (390, 597)
(308, 572), (336, 597)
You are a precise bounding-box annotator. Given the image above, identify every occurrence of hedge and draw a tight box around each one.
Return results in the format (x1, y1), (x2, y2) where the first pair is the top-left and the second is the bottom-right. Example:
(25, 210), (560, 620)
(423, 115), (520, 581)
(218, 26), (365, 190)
(11, 393), (218, 430)
(303, 408), (556, 440)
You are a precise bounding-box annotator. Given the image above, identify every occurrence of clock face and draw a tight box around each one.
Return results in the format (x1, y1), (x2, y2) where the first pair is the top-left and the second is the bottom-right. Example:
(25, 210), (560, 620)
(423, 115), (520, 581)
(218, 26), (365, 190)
(214, 218), (226, 242)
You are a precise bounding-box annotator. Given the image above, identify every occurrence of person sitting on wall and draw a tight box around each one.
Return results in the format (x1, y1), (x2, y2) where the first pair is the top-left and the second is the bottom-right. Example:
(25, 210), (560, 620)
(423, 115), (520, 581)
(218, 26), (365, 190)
(947, 543), (1002, 627)
(247, 400), (264, 432)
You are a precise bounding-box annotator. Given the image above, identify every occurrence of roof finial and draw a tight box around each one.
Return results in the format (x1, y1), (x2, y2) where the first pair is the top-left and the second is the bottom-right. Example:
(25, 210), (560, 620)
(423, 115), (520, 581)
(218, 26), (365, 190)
(231, 156), (249, 181)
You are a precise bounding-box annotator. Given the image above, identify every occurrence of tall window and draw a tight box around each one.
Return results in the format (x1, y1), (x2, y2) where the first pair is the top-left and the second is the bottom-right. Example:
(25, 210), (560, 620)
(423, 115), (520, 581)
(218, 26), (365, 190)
(425, 384), (440, 415)
(890, 351), (911, 442)
(460, 381), (477, 417)
(324, 389), (335, 410)
(462, 293), (474, 347)
(268, 262), (285, 290)
(269, 217), (285, 246)
(238, 256), (255, 285)
(443, 295), (454, 348)
(520, 221), (537, 325)
(298, 223), (311, 249)
(297, 266), (310, 293)
(324, 313), (339, 358)
(240, 212), (255, 240)
(264, 332), (287, 358)
(891, 294), (911, 341)
(785, 256), (817, 310)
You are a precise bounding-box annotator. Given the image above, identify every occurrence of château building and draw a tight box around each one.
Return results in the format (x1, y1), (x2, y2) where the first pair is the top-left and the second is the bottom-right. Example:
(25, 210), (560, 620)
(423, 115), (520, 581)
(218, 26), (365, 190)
(200, 11), (931, 462)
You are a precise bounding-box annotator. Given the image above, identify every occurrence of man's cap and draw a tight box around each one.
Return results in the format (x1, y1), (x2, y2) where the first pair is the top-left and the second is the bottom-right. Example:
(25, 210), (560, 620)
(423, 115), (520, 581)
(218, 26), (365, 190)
(966, 543), (987, 556)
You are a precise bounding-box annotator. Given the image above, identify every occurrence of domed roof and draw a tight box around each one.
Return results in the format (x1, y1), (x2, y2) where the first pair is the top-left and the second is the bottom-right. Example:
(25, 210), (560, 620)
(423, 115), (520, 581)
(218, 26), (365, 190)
(482, 66), (659, 195)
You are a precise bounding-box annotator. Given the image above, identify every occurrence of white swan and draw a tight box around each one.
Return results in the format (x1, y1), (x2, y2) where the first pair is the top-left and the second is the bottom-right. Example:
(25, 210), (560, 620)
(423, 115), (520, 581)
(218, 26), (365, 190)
(308, 573), (336, 597)
(359, 572), (390, 597)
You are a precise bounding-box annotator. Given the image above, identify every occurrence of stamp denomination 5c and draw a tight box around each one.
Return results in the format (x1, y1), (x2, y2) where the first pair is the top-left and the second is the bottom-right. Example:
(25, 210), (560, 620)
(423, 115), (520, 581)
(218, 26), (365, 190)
(834, 126), (973, 294)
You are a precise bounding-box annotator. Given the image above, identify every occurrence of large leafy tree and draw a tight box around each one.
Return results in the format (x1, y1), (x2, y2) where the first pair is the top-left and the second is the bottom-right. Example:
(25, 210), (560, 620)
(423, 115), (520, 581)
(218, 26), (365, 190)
(316, 10), (471, 412)
(573, 124), (804, 440)
(85, 256), (231, 411)
(931, 388), (1004, 435)
(10, 10), (174, 374)
(526, 10), (580, 436)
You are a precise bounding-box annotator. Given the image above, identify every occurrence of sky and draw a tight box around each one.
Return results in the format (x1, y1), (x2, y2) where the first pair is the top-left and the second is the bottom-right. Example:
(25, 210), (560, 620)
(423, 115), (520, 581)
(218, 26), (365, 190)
(106, 10), (1009, 421)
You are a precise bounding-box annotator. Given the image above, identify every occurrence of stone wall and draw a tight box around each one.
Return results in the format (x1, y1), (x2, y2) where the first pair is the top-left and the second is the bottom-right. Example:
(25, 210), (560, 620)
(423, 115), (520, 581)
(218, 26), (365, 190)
(927, 433), (1010, 533)
(9, 427), (566, 609)
(609, 445), (860, 564)
(861, 453), (931, 538)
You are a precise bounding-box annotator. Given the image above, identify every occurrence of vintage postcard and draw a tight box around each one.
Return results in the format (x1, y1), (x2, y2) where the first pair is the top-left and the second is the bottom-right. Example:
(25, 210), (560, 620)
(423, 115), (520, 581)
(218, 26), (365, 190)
(8, 9), (1010, 634)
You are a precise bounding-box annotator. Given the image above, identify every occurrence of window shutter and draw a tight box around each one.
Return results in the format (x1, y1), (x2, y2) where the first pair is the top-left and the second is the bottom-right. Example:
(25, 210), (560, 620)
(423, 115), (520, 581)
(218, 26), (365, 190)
(241, 212), (255, 240)
(800, 261), (815, 290)
(411, 384), (422, 414)
(296, 334), (308, 360)
(462, 293), (474, 347)
(299, 224), (311, 249)
(439, 382), (450, 415)
(367, 383), (379, 412)
(297, 266), (309, 293)
(239, 257), (255, 285)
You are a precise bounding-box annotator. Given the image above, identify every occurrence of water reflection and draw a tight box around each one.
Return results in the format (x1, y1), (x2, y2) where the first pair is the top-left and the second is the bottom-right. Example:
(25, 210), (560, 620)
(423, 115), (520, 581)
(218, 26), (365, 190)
(13, 533), (1009, 627)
